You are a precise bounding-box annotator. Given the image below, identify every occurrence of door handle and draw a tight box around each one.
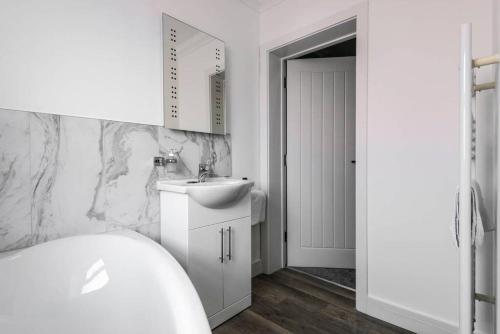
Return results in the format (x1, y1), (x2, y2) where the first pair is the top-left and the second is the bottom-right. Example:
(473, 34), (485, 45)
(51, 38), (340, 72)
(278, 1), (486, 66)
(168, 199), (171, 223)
(226, 226), (232, 261)
(219, 228), (224, 263)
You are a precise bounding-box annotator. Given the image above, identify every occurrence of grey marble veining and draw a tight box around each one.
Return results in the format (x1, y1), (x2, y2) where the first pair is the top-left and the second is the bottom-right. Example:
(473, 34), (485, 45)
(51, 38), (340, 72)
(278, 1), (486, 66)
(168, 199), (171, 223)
(0, 110), (31, 251)
(93, 121), (160, 231)
(158, 127), (231, 178)
(30, 113), (106, 244)
(0, 108), (232, 252)
(158, 127), (197, 178)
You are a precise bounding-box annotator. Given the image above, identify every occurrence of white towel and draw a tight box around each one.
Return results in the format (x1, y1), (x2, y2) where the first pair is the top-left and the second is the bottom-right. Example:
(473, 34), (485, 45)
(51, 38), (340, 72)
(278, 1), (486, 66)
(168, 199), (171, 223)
(251, 188), (266, 226)
(452, 182), (484, 247)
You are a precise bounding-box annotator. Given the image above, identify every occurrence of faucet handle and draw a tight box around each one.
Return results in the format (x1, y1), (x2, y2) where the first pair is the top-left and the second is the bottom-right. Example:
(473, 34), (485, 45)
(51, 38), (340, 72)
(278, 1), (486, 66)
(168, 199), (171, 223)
(199, 162), (210, 172)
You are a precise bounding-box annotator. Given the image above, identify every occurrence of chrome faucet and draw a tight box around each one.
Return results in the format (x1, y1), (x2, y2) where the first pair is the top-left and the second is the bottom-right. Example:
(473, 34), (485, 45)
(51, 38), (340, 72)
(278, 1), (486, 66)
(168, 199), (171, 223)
(198, 163), (211, 183)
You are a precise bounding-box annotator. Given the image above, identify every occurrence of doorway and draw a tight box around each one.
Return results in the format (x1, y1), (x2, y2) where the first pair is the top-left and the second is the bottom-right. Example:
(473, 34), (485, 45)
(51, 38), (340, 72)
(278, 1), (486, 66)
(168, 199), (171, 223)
(260, 4), (369, 311)
(285, 39), (356, 290)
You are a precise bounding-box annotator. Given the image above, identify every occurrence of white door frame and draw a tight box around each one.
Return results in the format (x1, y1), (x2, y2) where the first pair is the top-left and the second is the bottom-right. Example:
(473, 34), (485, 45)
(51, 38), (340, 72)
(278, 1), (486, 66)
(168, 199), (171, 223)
(259, 3), (369, 312)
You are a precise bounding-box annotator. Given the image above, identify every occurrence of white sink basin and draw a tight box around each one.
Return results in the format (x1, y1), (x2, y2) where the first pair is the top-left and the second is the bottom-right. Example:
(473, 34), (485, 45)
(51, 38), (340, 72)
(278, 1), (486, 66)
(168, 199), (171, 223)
(157, 177), (254, 209)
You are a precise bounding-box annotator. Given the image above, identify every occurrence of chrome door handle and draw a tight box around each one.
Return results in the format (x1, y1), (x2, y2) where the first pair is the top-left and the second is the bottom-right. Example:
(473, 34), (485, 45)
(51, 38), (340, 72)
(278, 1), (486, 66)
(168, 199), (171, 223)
(226, 226), (232, 261)
(219, 228), (224, 263)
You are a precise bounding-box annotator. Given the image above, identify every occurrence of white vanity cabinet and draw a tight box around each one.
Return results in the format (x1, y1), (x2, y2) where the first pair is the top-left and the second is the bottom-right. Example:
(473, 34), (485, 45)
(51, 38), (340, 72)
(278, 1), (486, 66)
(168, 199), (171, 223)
(157, 180), (252, 329)
(189, 218), (251, 320)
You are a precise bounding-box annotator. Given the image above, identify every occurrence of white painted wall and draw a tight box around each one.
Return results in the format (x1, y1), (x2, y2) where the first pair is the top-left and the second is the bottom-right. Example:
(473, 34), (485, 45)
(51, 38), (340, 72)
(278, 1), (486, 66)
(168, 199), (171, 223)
(367, 1), (493, 331)
(0, 0), (163, 125)
(260, 0), (495, 332)
(0, 0), (260, 182)
(259, 0), (364, 43)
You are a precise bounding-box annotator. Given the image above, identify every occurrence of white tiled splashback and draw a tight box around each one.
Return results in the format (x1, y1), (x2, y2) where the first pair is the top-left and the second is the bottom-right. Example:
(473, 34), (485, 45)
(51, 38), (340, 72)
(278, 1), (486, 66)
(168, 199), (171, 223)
(0, 108), (231, 252)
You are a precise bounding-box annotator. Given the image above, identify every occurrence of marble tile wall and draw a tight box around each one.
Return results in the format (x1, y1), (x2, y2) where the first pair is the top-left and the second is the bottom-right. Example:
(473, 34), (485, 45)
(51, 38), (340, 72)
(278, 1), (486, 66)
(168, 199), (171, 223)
(0, 108), (231, 252)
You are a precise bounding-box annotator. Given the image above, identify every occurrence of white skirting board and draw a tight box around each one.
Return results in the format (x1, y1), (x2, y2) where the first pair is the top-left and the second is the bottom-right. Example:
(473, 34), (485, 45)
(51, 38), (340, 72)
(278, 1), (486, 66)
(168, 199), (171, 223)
(366, 296), (458, 334)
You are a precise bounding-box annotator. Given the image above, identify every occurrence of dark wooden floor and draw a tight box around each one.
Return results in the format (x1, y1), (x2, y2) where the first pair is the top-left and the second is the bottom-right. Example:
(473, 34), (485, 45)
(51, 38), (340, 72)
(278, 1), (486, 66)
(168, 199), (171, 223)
(214, 269), (413, 334)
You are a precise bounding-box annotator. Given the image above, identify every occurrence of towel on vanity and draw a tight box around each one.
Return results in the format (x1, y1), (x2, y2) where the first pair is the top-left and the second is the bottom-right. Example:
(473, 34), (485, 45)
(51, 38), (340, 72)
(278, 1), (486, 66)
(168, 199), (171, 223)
(251, 188), (266, 226)
(452, 182), (484, 247)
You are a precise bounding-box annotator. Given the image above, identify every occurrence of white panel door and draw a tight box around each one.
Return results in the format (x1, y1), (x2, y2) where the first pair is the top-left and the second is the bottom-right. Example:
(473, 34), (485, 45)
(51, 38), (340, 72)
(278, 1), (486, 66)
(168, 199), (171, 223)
(223, 217), (251, 307)
(188, 223), (224, 317)
(287, 57), (355, 268)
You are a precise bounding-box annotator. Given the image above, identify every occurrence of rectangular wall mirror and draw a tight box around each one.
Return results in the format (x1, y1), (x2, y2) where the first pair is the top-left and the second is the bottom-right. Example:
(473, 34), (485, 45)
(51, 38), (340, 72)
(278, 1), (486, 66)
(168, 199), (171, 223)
(163, 14), (227, 135)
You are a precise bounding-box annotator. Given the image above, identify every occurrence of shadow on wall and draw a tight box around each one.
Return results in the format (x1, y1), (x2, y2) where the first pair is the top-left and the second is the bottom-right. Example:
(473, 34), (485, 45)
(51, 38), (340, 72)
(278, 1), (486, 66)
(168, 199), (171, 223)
(0, 108), (231, 252)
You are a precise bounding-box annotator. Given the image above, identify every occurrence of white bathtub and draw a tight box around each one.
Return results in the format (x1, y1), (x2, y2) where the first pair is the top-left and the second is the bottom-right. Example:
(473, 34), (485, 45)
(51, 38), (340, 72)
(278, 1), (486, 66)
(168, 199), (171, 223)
(0, 231), (211, 334)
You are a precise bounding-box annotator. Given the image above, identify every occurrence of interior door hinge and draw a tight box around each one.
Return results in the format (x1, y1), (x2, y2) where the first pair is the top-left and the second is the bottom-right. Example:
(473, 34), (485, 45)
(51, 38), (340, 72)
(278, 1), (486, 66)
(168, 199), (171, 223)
(284, 231), (287, 243)
(284, 154), (287, 167)
(283, 77), (287, 89)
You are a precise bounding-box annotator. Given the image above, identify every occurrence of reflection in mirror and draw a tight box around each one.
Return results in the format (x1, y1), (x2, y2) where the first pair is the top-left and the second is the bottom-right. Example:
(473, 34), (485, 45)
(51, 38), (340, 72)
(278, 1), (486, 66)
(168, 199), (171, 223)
(163, 14), (226, 135)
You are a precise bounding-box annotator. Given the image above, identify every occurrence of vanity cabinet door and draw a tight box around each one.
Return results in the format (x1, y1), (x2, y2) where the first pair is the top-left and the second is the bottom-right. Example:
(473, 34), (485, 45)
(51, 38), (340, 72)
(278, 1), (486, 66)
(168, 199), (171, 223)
(223, 217), (251, 308)
(188, 223), (224, 317)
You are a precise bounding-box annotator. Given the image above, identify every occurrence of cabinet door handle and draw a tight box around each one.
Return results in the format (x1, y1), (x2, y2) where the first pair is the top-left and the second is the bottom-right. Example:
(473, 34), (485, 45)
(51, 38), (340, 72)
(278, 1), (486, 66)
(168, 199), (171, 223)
(219, 228), (224, 263)
(226, 226), (232, 261)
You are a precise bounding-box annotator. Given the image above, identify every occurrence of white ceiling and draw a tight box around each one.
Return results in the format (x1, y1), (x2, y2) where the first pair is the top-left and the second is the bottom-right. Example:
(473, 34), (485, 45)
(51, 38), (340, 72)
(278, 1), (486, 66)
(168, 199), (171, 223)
(239, 0), (287, 13)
